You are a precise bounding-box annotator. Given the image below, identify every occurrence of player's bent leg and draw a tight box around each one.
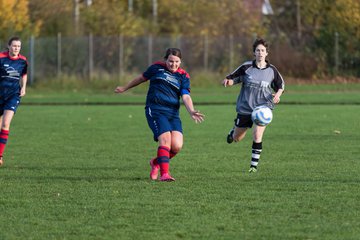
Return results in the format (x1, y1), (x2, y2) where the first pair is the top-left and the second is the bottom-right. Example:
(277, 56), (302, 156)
(233, 127), (247, 142)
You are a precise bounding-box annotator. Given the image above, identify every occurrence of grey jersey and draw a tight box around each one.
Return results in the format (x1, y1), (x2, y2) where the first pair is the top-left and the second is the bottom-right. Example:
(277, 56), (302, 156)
(226, 60), (285, 115)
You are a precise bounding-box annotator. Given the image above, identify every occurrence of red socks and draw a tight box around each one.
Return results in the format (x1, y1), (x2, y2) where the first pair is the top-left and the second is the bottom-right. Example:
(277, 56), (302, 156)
(151, 149), (178, 165)
(157, 146), (170, 176)
(152, 146), (179, 176)
(0, 129), (9, 157)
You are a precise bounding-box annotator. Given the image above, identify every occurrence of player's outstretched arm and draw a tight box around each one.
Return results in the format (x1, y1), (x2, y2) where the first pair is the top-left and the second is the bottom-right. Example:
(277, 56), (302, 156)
(114, 74), (146, 94)
(221, 78), (234, 87)
(182, 94), (205, 124)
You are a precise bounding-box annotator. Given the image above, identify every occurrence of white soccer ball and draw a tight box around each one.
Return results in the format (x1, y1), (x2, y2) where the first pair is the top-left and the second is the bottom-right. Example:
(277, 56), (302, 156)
(251, 106), (273, 126)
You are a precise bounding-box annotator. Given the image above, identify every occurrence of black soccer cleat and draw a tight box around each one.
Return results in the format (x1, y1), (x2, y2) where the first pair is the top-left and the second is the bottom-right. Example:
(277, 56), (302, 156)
(227, 128), (234, 144)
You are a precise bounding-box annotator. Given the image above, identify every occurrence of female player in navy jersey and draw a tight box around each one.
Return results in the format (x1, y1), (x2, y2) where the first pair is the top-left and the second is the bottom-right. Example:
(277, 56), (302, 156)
(222, 38), (284, 173)
(0, 37), (28, 166)
(115, 48), (204, 181)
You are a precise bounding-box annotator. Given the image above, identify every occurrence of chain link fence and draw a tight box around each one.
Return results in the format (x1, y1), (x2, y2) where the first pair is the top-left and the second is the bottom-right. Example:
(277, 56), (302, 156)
(12, 33), (360, 84)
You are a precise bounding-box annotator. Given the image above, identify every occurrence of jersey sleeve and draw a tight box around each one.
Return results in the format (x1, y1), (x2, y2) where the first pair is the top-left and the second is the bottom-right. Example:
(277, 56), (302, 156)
(22, 61), (28, 76)
(270, 66), (285, 92)
(142, 64), (158, 80)
(180, 72), (191, 95)
(226, 63), (248, 84)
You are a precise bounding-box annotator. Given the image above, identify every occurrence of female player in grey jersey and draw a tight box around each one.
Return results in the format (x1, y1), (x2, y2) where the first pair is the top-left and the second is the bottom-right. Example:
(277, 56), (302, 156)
(221, 38), (284, 173)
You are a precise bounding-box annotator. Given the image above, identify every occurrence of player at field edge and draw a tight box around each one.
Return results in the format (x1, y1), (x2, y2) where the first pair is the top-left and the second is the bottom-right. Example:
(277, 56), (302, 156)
(221, 38), (284, 173)
(114, 48), (205, 181)
(0, 37), (28, 166)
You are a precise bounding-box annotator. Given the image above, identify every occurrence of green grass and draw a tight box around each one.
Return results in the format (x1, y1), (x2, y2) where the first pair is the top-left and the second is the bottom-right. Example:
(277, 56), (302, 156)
(1, 101), (360, 239)
(23, 82), (360, 105)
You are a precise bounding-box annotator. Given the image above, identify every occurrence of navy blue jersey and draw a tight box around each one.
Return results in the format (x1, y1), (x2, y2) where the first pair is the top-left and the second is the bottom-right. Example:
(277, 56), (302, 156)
(0, 51), (27, 97)
(143, 61), (190, 113)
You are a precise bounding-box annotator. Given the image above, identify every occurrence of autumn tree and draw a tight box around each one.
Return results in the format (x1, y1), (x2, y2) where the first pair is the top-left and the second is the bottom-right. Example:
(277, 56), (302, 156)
(80, 0), (146, 36)
(265, 0), (360, 77)
(0, 0), (40, 41)
(28, 0), (76, 36)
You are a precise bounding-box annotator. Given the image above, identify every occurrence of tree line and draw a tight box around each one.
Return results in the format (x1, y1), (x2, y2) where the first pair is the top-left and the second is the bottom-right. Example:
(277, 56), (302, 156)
(1, 0), (359, 78)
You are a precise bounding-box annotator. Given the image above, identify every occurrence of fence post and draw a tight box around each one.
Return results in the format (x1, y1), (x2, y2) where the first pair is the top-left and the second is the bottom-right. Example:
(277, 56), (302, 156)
(119, 35), (124, 78)
(203, 34), (208, 71)
(176, 35), (181, 49)
(334, 32), (339, 75)
(148, 35), (153, 66)
(88, 33), (94, 80)
(29, 35), (35, 85)
(229, 34), (234, 71)
(57, 32), (62, 77)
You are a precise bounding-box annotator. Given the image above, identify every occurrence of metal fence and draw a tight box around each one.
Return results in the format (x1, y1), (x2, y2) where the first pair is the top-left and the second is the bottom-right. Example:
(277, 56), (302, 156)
(13, 33), (360, 84)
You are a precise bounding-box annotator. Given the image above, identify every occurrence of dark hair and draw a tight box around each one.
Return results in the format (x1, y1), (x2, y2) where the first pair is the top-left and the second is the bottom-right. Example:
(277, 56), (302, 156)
(164, 48), (182, 60)
(252, 38), (268, 53)
(8, 36), (21, 46)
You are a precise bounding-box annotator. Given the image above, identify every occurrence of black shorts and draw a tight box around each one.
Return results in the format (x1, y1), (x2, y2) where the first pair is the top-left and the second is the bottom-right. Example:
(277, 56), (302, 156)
(234, 113), (254, 128)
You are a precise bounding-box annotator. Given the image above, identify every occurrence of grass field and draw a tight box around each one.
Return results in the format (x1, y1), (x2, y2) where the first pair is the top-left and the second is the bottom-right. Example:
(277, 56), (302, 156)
(1, 85), (360, 239)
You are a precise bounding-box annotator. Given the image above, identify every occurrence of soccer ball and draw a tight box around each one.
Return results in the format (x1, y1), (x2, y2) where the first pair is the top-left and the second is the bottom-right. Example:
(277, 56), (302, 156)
(251, 106), (273, 126)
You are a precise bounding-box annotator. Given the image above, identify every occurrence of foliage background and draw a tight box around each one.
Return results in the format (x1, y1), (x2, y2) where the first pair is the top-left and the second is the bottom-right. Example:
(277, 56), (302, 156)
(0, 0), (360, 81)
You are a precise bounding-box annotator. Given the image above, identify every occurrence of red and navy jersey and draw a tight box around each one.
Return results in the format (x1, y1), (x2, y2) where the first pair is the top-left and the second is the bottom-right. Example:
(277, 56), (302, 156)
(0, 51), (28, 96)
(143, 61), (191, 112)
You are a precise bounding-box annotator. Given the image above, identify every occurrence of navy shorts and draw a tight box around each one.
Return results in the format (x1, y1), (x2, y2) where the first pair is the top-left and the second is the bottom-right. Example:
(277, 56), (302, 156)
(145, 107), (183, 141)
(0, 94), (21, 116)
(234, 113), (254, 128)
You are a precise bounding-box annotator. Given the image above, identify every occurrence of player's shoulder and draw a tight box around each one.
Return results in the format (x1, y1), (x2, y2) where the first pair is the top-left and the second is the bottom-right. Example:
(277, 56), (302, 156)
(17, 53), (27, 61)
(0, 51), (8, 59)
(0, 51), (27, 61)
(176, 67), (190, 79)
(243, 60), (253, 66)
(152, 61), (166, 68)
(240, 61), (253, 70)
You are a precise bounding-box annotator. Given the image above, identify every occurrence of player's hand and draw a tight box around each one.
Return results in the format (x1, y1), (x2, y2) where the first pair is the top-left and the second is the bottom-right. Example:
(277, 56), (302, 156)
(191, 110), (205, 123)
(114, 86), (127, 94)
(20, 87), (26, 97)
(222, 78), (233, 87)
(272, 93), (281, 104)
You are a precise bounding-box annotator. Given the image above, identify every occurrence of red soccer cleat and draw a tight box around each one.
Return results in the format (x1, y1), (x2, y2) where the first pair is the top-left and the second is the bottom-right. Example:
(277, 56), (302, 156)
(149, 158), (160, 180)
(160, 173), (175, 182)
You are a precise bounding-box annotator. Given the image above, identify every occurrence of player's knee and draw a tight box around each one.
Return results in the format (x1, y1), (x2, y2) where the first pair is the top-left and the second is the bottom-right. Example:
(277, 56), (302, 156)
(171, 143), (182, 153)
